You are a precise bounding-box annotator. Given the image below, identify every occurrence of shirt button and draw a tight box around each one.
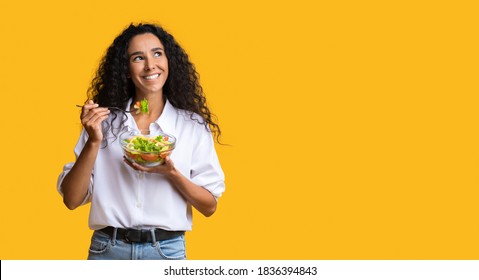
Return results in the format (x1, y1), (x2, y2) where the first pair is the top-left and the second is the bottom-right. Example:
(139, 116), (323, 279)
(136, 203), (142, 208)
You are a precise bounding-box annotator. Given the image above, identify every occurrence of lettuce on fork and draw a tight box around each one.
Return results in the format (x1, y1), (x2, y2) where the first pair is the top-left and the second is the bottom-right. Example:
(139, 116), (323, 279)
(133, 98), (149, 114)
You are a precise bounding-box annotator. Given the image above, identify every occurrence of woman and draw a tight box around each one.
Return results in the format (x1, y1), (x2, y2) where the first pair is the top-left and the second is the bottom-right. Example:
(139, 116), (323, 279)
(57, 23), (225, 260)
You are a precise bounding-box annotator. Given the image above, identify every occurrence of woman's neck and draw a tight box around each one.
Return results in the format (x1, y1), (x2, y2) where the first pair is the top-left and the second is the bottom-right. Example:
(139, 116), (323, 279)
(131, 93), (166, 131)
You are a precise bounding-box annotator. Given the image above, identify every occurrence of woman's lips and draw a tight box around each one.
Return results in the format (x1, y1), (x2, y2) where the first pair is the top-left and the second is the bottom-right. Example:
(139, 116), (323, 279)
(143, 73), (160, 80)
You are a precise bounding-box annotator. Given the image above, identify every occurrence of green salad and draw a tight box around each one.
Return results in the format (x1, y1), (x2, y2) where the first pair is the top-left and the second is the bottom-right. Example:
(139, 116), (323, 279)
(122, 134), (173, 165)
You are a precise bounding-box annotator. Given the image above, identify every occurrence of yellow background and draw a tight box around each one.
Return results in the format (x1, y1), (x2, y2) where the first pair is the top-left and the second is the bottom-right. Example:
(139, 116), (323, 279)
(0, 0), (478, 259)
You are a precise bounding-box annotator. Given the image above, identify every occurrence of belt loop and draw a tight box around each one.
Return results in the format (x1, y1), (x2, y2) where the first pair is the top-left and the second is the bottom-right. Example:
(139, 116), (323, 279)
(111, 228), (118, 246)
(150, 229), (157, 247)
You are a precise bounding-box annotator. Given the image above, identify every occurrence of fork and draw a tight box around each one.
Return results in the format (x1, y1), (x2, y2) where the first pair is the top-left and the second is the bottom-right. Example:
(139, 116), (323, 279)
(76, 105), (132, 113)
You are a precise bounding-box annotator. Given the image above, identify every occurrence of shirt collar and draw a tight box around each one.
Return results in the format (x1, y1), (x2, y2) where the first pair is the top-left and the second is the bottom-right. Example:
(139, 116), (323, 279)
(155, 98), (177, 137)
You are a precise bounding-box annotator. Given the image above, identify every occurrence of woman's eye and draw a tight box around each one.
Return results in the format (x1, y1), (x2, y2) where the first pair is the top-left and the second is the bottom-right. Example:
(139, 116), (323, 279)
(132, 56), (143, 61)
(154, 52), (162, 57)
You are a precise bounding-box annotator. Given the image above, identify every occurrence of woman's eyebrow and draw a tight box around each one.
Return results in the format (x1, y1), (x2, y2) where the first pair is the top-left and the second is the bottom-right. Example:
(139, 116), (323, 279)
(129, 47), (164, 58)
(129, 51), (144, 58)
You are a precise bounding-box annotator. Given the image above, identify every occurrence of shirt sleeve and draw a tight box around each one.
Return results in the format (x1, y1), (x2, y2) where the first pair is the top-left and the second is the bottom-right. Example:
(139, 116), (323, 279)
(189, 127), (225, 199)
(57, 129), (93, 205)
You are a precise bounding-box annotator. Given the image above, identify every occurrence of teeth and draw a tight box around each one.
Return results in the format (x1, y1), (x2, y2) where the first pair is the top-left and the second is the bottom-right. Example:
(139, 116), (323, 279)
(144, 74), (159, 80)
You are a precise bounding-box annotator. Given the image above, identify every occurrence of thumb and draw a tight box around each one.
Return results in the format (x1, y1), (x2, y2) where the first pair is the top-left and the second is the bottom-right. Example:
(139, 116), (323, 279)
(164, 156), (173, 165)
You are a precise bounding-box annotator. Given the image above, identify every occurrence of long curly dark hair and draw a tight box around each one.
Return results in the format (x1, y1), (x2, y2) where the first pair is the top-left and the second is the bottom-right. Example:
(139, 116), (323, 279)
(86, 23), (221, 144)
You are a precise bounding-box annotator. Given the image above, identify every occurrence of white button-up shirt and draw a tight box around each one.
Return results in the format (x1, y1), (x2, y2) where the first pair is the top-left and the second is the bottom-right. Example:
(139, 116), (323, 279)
(58, 99), (225, 231)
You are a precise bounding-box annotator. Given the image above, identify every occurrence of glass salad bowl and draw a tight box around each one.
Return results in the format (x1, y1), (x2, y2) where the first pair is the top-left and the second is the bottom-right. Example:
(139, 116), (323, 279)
(120, 129), (176, 167)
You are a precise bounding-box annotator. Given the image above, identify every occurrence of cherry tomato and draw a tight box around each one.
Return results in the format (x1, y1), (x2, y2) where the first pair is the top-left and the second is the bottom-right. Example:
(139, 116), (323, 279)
(125, 151), (139, 160)
(140, 153), (159, 162)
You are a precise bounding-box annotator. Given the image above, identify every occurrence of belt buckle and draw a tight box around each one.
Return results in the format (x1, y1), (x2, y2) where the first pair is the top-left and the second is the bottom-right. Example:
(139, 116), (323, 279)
(124, 229), (141, 242)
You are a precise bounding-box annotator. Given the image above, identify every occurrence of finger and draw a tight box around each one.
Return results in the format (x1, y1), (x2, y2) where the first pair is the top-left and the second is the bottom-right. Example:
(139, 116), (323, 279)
(93, 114), (110, 125)
(164, 156), (174, 167)
(83, 114), (109, 132)
(86, 114), (110, 130)
(89, 109), (111, 120)
(83, 104), (100, 112)
(123, 157), (150, 172)
(82, 108), (109, 124)
(84, 106), (109, 117)
(81, 101), (100, 118)
(123, 157), (135, 168)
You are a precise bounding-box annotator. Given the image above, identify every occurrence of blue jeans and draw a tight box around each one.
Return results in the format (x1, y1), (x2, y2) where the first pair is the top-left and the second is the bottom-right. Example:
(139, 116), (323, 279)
(87, 230), (186, 260)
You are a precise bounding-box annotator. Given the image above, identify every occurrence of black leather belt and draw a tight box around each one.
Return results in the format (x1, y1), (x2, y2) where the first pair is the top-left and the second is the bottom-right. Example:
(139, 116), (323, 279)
(99, 226), (184, 243)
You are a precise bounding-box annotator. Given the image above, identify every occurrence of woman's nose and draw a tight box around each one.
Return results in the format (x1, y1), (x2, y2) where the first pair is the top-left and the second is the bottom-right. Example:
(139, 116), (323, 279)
(144, 59), (155, 70)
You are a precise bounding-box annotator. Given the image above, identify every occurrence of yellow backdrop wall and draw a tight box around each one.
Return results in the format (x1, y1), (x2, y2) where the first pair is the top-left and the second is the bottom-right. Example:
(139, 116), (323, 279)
(0, 0), (478, 259)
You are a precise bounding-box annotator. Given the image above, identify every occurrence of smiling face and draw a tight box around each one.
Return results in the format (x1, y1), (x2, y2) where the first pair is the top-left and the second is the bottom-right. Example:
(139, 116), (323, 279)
(127, 33), (169, 96)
